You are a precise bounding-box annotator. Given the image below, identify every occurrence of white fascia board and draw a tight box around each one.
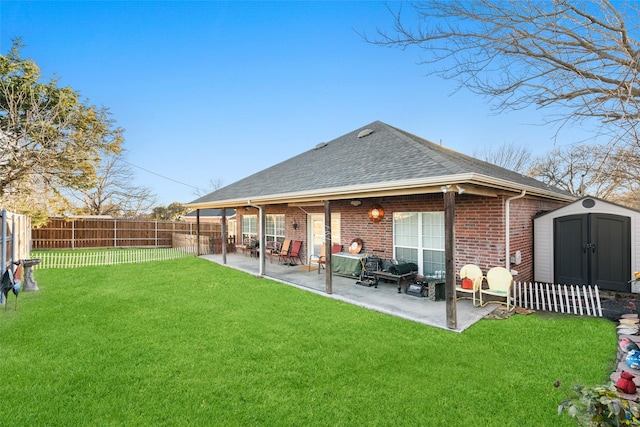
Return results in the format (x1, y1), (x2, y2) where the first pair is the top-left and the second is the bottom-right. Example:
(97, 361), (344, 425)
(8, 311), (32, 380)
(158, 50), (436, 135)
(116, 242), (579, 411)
(185, 173), (575, 209)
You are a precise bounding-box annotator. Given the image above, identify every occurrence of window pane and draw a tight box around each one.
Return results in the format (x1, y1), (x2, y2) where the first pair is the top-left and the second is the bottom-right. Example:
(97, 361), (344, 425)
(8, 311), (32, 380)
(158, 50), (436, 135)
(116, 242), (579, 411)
(393, 211), (444, 276)
(265, 215), (275, 236)
(265, 214), (285, 243)
(242, 215), (257, 239)
(422, 212), (445, 250)
(396, 247), (418, 264)
(422, 212), (445, 275)
(423, 249), (445, 278)
(393, 212), (418, 247)
(275, 215), (285, 239)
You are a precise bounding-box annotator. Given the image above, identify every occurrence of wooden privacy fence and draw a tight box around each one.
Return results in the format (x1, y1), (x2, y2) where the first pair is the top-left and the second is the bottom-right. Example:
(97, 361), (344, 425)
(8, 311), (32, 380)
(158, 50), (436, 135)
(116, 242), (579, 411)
(513, 281), (602, 317)
(172, 233), (236, 255)
(32, 218), (222, 250)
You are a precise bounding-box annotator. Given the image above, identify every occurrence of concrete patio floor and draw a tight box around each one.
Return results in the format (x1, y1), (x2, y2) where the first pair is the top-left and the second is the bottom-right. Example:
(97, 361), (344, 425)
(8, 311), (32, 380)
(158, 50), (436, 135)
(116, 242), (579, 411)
(200, 253), (496, 332)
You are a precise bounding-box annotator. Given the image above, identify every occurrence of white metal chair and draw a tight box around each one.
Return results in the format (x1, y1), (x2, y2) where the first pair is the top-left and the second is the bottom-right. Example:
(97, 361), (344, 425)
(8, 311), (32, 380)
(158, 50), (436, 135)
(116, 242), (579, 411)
(456, 264), (483, 306)
(481, 267), (514, 311)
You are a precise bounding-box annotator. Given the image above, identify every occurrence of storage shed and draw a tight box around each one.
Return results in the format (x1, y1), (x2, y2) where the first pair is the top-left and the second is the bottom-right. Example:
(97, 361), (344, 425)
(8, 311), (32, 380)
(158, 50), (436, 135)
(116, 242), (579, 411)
(534, 197), (640, 292)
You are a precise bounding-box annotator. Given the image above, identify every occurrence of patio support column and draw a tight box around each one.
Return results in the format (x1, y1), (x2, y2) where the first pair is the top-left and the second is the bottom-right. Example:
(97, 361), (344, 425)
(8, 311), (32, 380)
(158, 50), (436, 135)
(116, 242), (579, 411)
(444, 190), (457, 329)
(221, 208), (227, 264)
(196, 209), (201, 256)
(259, 205), (266, 276)
(324, 200), (332, 294)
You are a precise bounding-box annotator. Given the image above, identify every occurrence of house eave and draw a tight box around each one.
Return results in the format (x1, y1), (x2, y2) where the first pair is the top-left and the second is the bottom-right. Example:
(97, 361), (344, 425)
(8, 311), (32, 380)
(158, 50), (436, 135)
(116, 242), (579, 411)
(186, 173), (575, 209)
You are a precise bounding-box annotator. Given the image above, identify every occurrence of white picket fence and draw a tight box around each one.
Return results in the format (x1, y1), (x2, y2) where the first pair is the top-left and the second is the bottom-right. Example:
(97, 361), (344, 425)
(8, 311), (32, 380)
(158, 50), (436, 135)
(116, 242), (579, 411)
(32, 247), (197, 269)
(513, 281), (602, 317)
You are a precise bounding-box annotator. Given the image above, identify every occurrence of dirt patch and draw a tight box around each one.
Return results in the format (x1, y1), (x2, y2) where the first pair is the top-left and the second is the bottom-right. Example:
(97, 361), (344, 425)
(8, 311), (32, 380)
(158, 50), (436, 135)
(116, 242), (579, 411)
(601, 294), (640, 321)
(483, 306), (534, 320)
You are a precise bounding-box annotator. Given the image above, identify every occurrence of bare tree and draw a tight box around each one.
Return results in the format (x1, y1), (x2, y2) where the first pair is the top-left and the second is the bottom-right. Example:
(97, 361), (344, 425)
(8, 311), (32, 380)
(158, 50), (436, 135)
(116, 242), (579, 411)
(368, 0), (640, 148)
(69, 153), (156, 218)
(473, 142), (533, 173)
(193, 178), (224, 198)
(605, 146), (640, 209)
(528, 143), (639, 202)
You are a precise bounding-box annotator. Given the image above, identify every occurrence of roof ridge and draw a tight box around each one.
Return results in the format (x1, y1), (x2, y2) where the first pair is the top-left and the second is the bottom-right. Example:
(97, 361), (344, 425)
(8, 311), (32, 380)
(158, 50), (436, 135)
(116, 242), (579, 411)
(384, 124), (475, 174)
(386, 123), (557, 188)
(187, 121), (572, 206)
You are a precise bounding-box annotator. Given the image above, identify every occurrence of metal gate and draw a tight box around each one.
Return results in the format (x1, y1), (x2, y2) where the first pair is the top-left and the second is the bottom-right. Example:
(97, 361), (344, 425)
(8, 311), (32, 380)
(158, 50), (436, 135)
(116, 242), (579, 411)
(1, 209), (32, 273)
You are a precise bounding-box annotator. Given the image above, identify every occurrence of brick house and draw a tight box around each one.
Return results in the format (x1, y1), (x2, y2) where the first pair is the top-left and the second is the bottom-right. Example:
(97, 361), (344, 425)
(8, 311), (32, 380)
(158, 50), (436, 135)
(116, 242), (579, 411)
(187, 121), (573, 283)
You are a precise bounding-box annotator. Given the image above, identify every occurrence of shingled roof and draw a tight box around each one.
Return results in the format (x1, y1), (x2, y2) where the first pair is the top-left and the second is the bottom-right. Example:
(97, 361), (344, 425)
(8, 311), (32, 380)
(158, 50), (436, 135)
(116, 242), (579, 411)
(187, 121), (573, 208)
(183, 208), (236, 218)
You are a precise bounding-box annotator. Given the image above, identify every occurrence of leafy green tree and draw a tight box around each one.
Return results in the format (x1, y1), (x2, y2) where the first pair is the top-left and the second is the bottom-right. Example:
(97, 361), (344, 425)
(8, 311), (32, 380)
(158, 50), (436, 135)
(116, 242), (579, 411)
(0, 39), (123, 217)
(150, 202), (189, 221)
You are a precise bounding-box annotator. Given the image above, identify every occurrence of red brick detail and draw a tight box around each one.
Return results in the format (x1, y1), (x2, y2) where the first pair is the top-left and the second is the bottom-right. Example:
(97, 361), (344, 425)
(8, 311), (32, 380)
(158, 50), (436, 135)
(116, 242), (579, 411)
(233, 195), (567, 281)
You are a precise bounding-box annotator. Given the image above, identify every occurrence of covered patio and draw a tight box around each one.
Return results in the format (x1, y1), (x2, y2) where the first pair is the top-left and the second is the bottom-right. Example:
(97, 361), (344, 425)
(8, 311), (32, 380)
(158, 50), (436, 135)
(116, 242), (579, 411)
(200, 253), (496, 332)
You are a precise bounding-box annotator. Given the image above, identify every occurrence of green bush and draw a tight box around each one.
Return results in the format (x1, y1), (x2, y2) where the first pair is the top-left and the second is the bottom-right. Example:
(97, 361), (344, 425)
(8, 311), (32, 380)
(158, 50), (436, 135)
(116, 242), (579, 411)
(558, 381), (640, 426)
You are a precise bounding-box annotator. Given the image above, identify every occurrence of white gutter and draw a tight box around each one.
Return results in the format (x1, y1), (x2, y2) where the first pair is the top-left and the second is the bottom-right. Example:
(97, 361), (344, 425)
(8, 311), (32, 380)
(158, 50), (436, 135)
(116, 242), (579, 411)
(186, 173), (574, 210)
(505, 190), (526, 272)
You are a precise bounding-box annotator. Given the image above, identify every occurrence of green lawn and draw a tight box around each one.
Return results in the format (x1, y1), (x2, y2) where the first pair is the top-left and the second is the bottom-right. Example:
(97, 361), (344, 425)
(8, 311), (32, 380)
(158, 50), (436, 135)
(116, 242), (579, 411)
(1, 257), (616, 426)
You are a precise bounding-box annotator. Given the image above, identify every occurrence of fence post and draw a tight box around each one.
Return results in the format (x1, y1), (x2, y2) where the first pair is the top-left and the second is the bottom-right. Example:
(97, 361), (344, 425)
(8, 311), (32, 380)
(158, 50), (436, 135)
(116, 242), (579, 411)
(11, 213), (16, 263)
(1, 209), (6, 273)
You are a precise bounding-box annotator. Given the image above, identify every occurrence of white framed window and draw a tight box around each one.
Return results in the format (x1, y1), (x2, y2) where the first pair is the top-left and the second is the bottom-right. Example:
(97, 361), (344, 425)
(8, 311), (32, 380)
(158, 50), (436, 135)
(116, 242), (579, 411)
(227, 219), (237, 240)
(265, 214), (285, 243)
(242, 215), (257, 240)
(393, 212), (445, 277)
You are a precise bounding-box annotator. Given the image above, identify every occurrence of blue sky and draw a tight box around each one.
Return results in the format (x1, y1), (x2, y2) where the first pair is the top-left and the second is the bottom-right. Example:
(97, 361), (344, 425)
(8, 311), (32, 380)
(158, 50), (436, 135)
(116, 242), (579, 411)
(1, 1), (582, 207)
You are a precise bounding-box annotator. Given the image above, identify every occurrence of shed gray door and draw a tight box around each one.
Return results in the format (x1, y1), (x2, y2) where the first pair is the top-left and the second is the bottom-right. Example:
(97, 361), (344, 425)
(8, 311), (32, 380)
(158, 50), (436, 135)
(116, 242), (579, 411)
(554, 213), (630, 292)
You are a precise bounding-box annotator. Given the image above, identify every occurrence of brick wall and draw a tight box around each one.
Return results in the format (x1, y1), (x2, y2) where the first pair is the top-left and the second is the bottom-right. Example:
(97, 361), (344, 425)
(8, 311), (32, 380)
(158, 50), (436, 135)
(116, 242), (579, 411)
(506, 197), (565, 281)
(455, 196), (505, 272)
(234, 194), (567, 280)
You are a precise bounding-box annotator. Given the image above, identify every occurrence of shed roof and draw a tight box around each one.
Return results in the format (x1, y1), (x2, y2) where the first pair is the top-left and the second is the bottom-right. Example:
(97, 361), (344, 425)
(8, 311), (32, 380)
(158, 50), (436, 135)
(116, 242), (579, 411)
(534, 196), (640, 220)
(187, 121), (574, 208)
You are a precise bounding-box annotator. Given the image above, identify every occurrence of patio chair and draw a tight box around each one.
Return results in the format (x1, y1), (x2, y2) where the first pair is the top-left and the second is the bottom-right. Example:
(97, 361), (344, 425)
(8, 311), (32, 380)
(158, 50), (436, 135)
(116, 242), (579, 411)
(480, 266), (514, 311)
(456, 264), (483, 307)
(264, 240), (282, 264)
(277, 239), (292, 265)
(308, 243), (342, 274)
(286, 240), (303, 266)
(238, 237), (257, 257)
(308, 243), (326, 273)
